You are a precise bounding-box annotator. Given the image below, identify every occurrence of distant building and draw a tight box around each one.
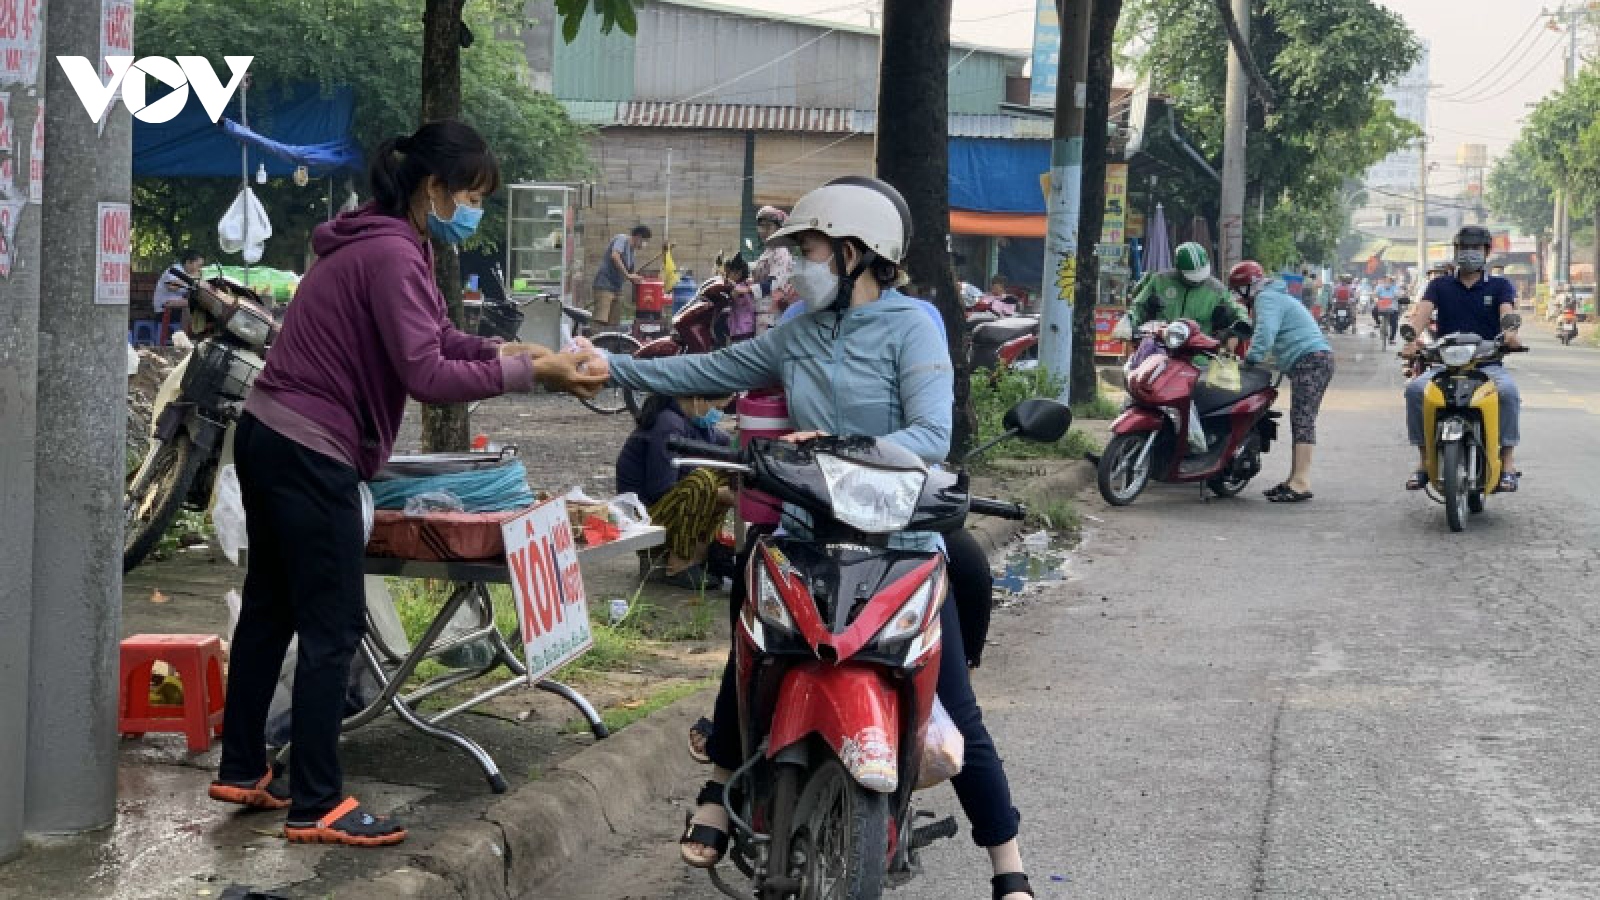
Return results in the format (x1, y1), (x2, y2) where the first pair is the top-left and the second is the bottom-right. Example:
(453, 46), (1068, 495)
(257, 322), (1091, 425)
(1365, 42), (1429, 192)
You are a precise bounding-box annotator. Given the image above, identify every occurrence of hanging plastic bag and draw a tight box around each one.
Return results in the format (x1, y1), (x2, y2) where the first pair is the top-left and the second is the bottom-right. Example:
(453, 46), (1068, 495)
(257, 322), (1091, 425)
(1187, 404), (1209, 455)
(211, 465), (248, 566)
(1111, 313), (1133, 341)
(1203, 353), (1242, 392)
(217, 186), (273, 264)
(915, 698), (965, 790)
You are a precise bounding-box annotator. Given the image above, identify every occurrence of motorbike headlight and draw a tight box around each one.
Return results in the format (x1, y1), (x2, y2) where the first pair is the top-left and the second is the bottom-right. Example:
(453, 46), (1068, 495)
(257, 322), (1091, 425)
(1440, 345), (1475, 367)
(225, 307), (273, 346)
(1164, 321), (1192, 349)
(816, 455), (926, 533)
(754, 562), (797, 635)
(875, 579), (937, 645)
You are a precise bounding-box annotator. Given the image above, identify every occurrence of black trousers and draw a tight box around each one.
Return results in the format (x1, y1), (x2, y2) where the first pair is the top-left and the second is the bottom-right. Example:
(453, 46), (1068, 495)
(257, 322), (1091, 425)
(218, 414), (368, 820)
(707, 530), (1021, 848)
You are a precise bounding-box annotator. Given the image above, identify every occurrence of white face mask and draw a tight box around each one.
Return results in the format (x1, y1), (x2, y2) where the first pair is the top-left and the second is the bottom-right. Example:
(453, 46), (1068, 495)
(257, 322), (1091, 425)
(791, 256), (842, 313)
(1180, 264), (1211, 285)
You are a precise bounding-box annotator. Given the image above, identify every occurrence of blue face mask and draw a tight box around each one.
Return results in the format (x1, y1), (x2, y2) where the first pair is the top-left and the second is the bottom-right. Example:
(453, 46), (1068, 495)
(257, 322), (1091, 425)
(427, 195), (483, 245)
(691, 407), (723, 429)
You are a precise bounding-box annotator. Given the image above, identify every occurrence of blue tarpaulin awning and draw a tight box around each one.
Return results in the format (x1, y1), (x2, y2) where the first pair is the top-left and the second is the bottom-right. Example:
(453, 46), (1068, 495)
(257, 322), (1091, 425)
(948, 137), (1051, 215)
(134, 84), (362, 178)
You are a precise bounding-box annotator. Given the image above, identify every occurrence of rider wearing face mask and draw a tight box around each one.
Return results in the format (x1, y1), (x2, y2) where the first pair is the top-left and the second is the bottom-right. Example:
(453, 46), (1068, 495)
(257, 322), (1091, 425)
(1403, 224), (1523, 492)
(594, 176), (1039, 900)
(1129, 241), (1251, 352)
(206, 121), (606, 846)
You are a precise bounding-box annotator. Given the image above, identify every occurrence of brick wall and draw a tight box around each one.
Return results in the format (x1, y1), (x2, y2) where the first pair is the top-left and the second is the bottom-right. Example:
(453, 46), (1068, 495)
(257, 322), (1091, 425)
(752, 133), (873, 208)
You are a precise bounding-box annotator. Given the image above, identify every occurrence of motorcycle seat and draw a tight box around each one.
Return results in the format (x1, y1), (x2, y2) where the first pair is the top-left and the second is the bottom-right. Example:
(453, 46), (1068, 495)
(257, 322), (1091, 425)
(970, 317), (1038, 344)
(1193, 366), (1273, 413)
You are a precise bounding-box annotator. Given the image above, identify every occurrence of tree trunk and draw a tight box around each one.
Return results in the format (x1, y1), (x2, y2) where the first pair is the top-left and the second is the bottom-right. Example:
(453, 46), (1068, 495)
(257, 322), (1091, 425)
(1070, 0), (1124, 403)
(876, 0), (974, 459)
(420, 0), (471, 453)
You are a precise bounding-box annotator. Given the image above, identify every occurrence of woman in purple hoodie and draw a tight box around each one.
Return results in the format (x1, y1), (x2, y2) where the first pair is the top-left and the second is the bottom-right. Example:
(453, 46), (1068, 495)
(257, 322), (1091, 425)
(205, 121), (606, 846)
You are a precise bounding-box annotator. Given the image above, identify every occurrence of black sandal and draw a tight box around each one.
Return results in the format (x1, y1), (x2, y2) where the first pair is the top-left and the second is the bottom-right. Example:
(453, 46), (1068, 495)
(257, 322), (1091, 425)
(687, 717), (713, 765)
(1405, 469), (1429, 491)
(1263, 482), (1291, 500)
(1267, 486), (1314, 503)
(679, 781), (729, 869)
(993, 872), (1035, 899)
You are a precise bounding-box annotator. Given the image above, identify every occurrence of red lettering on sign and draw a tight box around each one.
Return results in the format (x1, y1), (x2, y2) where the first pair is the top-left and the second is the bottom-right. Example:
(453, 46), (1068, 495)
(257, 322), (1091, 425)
(0, 0), (18, 41)
(103, 4), (133, 53)
(508, 546), (540, 641)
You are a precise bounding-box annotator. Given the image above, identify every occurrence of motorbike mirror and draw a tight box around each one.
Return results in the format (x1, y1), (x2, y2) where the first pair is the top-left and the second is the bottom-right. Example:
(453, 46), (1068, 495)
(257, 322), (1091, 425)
(1003, 399), (1073, 444)
(1399, 323), (1418, 342)
(1500, 313), (1522, 330)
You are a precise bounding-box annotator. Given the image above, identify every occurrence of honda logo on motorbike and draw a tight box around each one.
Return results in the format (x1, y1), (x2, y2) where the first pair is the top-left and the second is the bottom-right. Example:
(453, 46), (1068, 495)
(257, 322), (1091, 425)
(55, 56), (251, 124)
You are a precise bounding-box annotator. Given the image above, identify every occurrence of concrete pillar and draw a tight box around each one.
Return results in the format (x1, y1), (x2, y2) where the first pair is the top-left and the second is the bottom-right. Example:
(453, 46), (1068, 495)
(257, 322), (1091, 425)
(26, 0), (132, 833)
(0, 67), (45, 865)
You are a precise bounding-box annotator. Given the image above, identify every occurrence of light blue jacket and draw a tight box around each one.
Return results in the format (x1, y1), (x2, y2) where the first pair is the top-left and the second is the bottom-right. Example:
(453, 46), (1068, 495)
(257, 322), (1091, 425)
(606, 289), (954, 549)
(1244, 281), (1331, 372)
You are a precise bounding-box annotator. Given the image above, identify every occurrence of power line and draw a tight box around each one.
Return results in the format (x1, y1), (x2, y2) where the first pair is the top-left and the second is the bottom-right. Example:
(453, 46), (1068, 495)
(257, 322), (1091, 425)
(1435, 36), (1564, 105)
(1431, 13), (1546, 100)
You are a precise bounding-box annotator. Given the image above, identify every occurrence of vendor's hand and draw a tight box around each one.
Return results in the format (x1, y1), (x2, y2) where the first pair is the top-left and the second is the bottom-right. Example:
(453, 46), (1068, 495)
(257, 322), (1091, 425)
(627, 273), (645, 285)
(498, 341), (551, 360)
(535, 351), (610, 398)
(781, 431), (828, 444)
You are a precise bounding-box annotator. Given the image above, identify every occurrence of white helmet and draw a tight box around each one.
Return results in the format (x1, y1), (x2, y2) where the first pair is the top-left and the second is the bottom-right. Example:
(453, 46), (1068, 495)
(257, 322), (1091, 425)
(767, 176), (911, 264)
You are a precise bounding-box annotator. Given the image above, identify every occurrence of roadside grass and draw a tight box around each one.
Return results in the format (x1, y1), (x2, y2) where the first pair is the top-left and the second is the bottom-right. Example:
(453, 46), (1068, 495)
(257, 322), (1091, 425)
(1027, 495), (1081, 534)
(565, 677), (716, 735)
(971, 368), (1104, 462)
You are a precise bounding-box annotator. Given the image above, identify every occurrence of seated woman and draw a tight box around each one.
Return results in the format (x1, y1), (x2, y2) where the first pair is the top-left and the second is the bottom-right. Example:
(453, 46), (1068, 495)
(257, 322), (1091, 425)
(616, 393), (736, 590)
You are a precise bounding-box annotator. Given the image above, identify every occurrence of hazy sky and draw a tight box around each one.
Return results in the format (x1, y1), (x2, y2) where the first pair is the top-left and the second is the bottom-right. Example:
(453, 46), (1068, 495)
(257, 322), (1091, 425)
(730, 0), (1569, 164)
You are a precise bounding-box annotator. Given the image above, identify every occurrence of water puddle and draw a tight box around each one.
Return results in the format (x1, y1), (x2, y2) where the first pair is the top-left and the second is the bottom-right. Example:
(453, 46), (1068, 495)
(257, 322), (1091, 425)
(993, 530), (1076, 597)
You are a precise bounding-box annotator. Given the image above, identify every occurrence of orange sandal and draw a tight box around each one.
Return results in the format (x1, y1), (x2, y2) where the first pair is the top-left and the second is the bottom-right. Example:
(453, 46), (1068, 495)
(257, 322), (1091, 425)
(208, 770), (291, 811)
(283, 797), (407, 847)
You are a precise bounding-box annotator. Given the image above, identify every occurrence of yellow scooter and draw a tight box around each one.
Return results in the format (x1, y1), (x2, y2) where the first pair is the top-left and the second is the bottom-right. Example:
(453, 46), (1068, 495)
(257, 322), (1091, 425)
(1399, 315), (1526, 532)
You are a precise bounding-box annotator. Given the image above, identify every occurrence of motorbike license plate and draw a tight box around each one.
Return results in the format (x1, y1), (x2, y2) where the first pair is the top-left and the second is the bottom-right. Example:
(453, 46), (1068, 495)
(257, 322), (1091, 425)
(638, 324), (662, 334)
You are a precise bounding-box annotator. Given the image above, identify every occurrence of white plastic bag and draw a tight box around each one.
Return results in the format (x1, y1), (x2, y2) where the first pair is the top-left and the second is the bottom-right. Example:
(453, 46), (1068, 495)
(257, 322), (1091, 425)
(915, 698), (965, 790)
(1187, 404), (1208, 455)
(607, 492), (652, 534)
(1111, 313), (1133, 341)
(217, 186), (273, 264)
(211, 465), (248, 566)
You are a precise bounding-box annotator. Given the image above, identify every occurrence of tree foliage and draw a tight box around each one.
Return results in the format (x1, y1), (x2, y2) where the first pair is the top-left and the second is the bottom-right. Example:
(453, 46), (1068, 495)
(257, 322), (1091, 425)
(1520, 68), (1600, 210)
(1486, 136), (1555, 239)
(133, 0), (590, 271)
(1121, 0), (1420, 267)
(554, 0), (638, 41)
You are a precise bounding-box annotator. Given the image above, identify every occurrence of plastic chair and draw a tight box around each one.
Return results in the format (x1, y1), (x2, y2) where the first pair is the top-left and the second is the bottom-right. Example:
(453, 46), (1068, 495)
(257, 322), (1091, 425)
(130, 320), (160, 346)
(118, 634), (227, 753)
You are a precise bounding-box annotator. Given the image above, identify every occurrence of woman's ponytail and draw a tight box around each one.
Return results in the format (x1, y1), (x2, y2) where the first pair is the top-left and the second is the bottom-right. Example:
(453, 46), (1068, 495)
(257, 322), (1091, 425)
(365, 121), (501, 219)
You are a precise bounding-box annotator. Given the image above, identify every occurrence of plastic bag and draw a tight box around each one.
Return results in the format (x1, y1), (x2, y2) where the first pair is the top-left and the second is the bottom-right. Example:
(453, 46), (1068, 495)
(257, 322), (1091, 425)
(1187, 404), (1209, 455)
(1111, 313), (1133, 341)
(607, 492), (652, 534)
(1203, 353), (1242, 392)
(915, 698), (965, 790)
(404, 490), (465, 516)
(211, 465), (247, 565)
(217, 186), (273, 264)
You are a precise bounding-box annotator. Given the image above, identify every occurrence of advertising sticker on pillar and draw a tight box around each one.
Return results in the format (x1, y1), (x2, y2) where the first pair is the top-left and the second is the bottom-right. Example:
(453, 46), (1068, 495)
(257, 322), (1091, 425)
(502, 497), (594, 683)
(1028, 0), (1060, 109)
(1102, 164), (1128, 245)
(95, 202), (131, 306)
(28, 99), (41, 205)
(0, 0), (43, 85)
(97, 0), (134, 126)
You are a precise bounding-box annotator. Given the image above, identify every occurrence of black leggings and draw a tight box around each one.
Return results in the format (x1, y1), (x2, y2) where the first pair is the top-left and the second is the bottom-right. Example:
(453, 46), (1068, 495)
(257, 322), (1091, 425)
(707, 531), (1021, 847)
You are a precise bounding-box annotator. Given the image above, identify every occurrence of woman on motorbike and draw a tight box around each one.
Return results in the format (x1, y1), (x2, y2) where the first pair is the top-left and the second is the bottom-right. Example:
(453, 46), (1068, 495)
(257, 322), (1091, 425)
(594, 176), (1035, 900)
(206, 120), (607, 847)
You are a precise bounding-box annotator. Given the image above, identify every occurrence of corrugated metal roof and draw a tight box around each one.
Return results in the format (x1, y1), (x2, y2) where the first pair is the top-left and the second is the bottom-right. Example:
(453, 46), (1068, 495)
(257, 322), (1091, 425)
(654, 0), (1029, 57)
(562, 101), (1054, 140)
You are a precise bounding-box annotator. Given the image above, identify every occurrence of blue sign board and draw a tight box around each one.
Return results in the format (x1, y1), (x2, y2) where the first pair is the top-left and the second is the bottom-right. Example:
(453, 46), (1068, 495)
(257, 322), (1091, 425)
(1029, 0), (1060, 108)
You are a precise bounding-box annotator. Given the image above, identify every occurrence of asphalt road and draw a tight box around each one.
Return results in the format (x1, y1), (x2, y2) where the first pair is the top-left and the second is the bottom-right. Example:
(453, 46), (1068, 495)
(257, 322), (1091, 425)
(549, 320), (1600, 900)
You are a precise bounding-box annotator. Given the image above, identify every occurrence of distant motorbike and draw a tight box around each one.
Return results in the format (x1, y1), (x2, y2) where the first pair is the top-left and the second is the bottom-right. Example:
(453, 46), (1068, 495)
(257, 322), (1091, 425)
(1399, 316), (1526, 532)
(968, 315), (1039, 372)
(1097, 320), (1281, 506)
(1558, 310), (1578, 345)
(614, 278), (741, 418)
(1330, 306), (1353, 334)
(124, 272), (278, 572)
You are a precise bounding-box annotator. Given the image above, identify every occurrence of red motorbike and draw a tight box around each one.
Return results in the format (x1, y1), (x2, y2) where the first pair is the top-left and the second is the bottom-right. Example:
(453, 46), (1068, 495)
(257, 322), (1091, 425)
(1096, 319), (1282, 506)
(668, 399), (1070, 900)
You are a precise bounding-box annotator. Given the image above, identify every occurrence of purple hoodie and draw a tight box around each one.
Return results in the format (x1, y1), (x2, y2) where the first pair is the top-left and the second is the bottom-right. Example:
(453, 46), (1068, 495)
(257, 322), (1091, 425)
(246, 204), (534, 479)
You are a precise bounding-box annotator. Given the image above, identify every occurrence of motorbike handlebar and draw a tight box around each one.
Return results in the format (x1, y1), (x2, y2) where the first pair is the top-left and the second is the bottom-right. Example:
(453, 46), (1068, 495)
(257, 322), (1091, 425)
(666, 436), (744, 464)
(969, 497), (1026, 520)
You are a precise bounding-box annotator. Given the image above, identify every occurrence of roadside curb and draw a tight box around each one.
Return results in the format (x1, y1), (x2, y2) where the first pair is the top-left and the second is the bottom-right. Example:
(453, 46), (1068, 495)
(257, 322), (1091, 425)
(325, 688), (712, 899)
(967, 459), (1097, 556)
(325, 460), (1094, 899)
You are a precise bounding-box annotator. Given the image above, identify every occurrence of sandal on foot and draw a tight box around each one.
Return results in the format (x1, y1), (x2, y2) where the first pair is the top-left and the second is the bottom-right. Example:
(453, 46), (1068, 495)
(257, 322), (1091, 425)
(993, 872), (1036, 899)
(1498, 471), (1520, 493)
(1263, 482), (1291, 500)
(679, 781), (729, 869)
(284, 797), (406, 847)
(208, 770), (290, 810)
(1268, 486), (1314, 503)
(687, 717), (713, 765)
(1405, 469), (1429, 491)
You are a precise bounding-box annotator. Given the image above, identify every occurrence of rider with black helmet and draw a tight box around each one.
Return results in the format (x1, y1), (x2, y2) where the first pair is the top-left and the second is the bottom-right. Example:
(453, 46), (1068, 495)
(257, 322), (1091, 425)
(1402, 225), (1523, 492)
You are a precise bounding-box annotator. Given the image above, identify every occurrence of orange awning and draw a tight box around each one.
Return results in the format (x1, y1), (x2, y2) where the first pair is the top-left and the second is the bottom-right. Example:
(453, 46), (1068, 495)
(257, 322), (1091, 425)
(949, 209), (1046, 238)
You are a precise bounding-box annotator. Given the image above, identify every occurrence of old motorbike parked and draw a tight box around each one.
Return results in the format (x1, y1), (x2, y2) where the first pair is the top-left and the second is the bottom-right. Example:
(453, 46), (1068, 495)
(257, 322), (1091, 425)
(667, 399), (1071, 900)
(1096, 320), (1282, 506)
(1399, 317), (1526, 532)
(124, 272), (279, 572)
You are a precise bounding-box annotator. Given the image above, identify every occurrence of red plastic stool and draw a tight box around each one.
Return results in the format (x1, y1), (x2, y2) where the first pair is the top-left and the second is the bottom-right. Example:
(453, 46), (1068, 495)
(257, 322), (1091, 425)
(119, 634), (227, 753)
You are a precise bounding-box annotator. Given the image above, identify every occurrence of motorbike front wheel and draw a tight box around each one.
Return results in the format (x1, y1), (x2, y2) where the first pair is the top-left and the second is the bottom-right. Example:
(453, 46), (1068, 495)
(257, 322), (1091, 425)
(1098, 432), (1154, 506)
(124, 434), (207, 573)
(1440, 439), (1469, 533)
(793, 757), (889, 900)
(583, 332), (642, 417)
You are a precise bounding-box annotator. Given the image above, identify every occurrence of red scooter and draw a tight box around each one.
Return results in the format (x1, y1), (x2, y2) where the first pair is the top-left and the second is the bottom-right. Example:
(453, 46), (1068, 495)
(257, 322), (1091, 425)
(1096, 319), (1282, 506)
(668, 399), (1070, 900)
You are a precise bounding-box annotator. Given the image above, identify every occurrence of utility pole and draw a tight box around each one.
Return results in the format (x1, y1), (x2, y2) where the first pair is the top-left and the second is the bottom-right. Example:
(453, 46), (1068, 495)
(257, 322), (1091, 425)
(1550, 2), (1583, 285)
(1217, 0), (1250, 272)
(1416, 136), (1429, 277)
(0, 21), (45, 862)
(1040, 0), (1093, 402)
(28, 0), (132, 833)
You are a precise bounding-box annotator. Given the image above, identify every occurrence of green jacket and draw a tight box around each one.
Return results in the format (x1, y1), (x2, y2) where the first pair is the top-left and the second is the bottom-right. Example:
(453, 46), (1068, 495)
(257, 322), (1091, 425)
(1130, 271), (1250, 337)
